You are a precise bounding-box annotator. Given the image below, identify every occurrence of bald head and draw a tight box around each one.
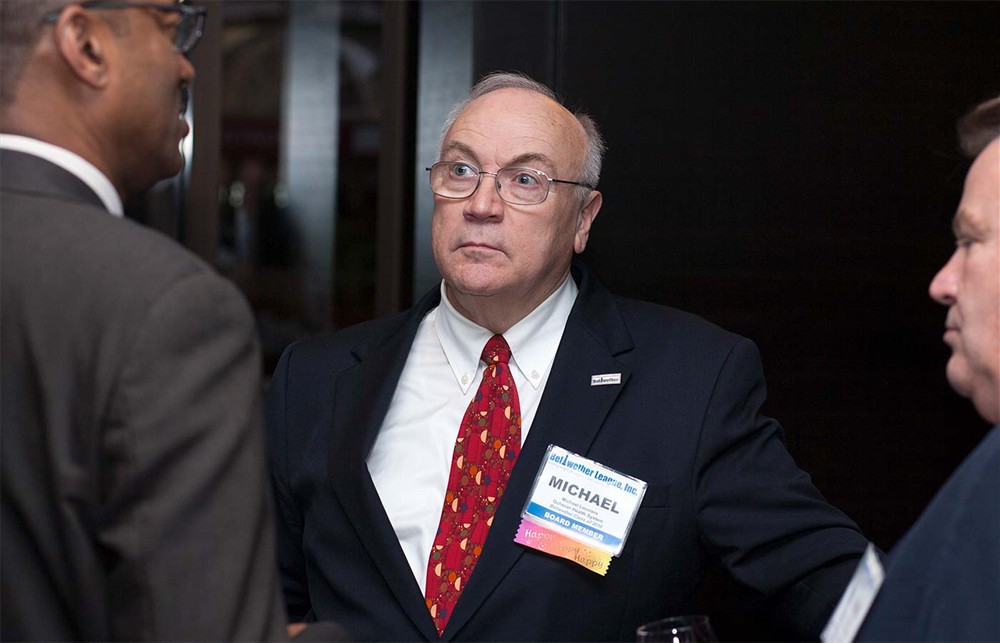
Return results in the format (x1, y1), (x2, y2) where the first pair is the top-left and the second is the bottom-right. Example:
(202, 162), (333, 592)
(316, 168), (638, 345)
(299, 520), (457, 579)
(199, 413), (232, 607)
(441, 72), (606, 196)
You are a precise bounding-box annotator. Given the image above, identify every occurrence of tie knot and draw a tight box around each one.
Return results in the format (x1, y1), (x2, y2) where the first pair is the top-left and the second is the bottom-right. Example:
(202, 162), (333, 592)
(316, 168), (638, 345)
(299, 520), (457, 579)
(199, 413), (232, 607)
(482, 334), (511, 365)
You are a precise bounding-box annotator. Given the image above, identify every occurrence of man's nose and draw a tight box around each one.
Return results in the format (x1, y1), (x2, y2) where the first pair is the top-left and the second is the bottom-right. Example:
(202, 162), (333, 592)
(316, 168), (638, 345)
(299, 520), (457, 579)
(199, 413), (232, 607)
(929, 250), (960, 306)
(464, 173), (505, 220)
(179, 53), (196, 83)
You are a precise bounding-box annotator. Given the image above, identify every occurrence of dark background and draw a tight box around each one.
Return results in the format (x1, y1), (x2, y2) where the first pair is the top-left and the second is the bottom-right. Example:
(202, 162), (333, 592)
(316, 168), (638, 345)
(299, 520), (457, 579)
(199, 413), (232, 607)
(470, 1), (997, 638)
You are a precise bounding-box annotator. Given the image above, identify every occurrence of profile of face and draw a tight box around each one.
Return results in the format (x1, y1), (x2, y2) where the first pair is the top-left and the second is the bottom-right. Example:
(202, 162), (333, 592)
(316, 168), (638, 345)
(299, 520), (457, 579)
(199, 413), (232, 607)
(929, 137), (1000, 424)
(105, 0), (195, 192)
(430, 88), (601, 325)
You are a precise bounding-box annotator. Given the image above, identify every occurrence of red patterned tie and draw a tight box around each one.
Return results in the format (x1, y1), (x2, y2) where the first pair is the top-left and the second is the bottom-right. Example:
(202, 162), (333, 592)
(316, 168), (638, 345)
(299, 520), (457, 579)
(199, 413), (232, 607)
(424, 334), (522, 636)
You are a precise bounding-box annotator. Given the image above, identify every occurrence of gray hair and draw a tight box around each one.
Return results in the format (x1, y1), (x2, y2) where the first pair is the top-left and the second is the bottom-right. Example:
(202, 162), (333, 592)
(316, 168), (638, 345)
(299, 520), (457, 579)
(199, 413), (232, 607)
(439, 71), (606, 195)
(958, 94), (1000, 158)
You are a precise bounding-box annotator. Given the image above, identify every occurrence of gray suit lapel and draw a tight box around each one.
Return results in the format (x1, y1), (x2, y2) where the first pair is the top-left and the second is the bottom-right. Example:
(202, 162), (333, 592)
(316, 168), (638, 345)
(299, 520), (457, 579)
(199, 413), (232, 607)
(442, 261), (635, 639)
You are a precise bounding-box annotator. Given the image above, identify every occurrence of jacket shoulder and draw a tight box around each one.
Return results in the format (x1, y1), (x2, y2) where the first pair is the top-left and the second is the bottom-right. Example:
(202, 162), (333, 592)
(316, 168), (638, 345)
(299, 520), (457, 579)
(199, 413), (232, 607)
(275, 308), (420, 380)
(4, 194), (224, 294)
(2, 196), (252, 391)
(612, 295), (750, 356)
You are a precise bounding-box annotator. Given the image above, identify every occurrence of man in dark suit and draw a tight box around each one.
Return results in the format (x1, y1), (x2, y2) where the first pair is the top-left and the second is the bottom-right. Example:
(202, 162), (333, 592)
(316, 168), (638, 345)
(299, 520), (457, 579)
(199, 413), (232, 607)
(853, 96), (1000, 642)
(266, 72), (869, 641)
(0, 1), (289, 640)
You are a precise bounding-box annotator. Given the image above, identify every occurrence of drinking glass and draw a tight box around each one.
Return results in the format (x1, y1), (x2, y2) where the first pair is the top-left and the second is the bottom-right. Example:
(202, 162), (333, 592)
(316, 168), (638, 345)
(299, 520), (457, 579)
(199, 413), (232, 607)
(635, 614), (717, 642)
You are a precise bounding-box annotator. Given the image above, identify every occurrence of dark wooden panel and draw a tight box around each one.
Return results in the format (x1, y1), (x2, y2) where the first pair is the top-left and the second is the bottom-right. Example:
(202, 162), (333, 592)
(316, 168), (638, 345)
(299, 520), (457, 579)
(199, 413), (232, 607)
(473, 1), (559, 87)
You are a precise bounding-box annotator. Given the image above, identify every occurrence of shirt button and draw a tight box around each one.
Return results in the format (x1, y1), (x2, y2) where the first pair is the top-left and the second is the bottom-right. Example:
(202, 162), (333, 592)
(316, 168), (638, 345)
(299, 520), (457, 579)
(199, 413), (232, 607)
(531, 370), (540, 380)
(461, 374), (469, 385)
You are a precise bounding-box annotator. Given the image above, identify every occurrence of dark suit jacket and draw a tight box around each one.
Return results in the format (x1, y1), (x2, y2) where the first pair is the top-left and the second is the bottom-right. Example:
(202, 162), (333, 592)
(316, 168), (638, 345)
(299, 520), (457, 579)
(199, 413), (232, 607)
(0, 150), (287, 641)
(267, 260), (869, 642)
(856, 425), (1000, 642)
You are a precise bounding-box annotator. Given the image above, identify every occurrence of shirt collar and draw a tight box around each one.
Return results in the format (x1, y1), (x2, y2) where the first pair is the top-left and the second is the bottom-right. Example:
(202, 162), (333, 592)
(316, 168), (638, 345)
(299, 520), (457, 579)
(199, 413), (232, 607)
(434, 273), (579, 393)
(0, 134), (124, 217)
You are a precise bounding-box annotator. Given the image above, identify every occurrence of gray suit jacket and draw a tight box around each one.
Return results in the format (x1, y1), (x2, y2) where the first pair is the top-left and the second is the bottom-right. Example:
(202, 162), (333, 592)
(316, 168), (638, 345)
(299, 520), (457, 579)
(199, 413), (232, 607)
(1, 150), (287, 641)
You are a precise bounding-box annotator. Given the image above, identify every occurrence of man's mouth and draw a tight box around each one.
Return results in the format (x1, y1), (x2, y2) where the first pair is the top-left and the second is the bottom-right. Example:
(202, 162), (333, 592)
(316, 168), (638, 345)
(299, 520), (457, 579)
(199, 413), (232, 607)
(461, 241), (500, 252)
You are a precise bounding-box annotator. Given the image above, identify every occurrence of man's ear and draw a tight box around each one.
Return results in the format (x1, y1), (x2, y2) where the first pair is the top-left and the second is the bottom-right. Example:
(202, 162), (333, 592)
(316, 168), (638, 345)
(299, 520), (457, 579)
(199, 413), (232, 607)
(51, 6), (112, 89)
(573, 190), (602, 254)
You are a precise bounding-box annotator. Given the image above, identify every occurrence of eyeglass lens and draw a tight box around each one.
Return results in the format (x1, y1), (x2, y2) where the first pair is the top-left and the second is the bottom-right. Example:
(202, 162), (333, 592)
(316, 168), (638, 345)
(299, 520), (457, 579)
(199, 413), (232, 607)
(43, 3), (205, 55)
(174, 8), (204, 54)
(430, 163), (550, 205)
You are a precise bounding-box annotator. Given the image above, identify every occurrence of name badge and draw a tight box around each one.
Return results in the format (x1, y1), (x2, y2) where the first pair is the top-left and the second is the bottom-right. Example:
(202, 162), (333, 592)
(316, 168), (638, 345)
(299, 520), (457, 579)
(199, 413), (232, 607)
(820, 543), (885, 643)
(514, 444), (646, 575)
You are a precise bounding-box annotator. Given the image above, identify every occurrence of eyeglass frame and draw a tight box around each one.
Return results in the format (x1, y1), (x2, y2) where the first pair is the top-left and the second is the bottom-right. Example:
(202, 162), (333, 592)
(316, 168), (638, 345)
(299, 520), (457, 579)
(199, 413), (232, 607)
(42, 1), (206, 55)
(426, 161), (596, 206)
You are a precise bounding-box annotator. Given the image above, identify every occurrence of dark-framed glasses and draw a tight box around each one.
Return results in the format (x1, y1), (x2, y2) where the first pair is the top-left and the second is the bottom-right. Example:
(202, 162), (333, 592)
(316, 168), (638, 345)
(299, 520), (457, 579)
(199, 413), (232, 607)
(427, 161), (595, 206)
(43, 1), (206, 55)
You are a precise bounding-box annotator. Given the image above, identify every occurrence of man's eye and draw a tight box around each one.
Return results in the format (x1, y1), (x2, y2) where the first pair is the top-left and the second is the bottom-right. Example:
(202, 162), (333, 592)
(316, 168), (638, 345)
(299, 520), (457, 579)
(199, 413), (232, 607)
(511, 171), (540, 186)
(451, 163), (476, 178)
(955, 237), (974, 249)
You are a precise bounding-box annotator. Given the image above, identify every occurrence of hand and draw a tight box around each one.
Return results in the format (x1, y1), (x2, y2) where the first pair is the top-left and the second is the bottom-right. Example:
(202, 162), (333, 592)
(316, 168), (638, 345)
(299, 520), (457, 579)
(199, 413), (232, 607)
(287, 622), (308, 639)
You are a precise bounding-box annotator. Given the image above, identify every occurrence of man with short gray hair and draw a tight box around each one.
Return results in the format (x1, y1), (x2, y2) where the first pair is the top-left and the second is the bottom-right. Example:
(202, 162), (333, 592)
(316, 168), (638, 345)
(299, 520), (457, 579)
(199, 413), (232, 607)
(267, 71), (870, 641)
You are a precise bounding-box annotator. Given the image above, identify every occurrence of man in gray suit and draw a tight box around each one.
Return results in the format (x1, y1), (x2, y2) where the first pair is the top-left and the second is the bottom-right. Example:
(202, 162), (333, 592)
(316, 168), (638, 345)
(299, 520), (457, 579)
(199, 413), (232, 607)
(0, 1), (288, 639)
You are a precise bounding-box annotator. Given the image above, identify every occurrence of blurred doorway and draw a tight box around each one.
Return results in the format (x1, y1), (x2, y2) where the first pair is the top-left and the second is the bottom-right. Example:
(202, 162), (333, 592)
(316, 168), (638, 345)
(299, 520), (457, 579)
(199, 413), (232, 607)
(206, 0), (404, 374)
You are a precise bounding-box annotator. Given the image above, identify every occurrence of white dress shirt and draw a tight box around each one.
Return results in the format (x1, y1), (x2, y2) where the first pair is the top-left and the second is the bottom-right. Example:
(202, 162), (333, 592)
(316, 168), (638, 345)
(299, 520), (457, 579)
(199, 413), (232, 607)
(368, 274), (579, 589)
(0, 134), (123, 216)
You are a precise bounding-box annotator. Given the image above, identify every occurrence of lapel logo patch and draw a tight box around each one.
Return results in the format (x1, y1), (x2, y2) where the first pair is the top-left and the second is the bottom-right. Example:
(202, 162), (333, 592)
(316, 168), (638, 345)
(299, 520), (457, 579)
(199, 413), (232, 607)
(590, 373), (622, 386)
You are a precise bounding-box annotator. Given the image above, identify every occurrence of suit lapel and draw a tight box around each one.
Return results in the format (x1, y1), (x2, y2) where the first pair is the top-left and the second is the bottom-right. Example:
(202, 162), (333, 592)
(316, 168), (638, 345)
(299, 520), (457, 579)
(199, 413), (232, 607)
(442, 262), (635, 639)
(326, 289), (442, 640)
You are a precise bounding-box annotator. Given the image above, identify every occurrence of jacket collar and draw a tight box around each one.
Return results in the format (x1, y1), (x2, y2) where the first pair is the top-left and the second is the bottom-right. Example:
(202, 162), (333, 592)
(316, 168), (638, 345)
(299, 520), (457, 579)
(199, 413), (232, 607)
(0, 147), (115, 213)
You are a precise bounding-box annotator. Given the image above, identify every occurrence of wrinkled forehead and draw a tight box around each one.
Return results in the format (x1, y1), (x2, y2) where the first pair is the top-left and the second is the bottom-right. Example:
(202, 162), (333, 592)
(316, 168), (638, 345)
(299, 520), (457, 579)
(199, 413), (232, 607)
(442, 88), (588, 176)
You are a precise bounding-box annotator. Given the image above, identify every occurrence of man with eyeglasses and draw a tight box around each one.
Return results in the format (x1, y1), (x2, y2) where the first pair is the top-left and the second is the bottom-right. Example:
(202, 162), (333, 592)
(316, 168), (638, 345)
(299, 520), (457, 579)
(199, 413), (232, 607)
(267, 72), (869, 641)
(0, 1), (299, 640)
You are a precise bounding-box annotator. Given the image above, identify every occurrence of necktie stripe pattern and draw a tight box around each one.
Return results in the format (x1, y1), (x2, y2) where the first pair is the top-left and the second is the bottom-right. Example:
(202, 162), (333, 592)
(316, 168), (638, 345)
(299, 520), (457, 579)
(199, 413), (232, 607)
(424, 334), (522, 636)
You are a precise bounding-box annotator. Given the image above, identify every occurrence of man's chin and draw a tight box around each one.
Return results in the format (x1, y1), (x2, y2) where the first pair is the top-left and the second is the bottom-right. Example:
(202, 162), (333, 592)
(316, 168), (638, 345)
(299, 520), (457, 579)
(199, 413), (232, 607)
(156, 154), (186, 184)
(170, 147), (187, 172)
(444, 264), (505, 294)
(945, 357), (974, 400)
(445, 279), (500, 300)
